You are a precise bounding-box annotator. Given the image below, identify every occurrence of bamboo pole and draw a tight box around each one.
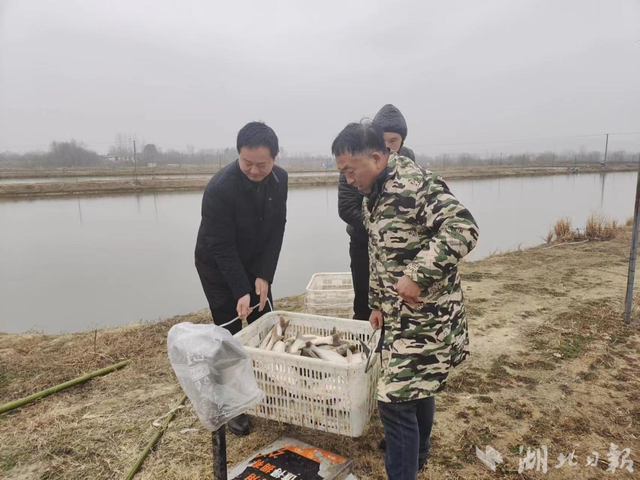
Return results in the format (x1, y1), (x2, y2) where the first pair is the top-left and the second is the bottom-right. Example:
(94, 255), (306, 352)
(0, 360), (130, 415)
(124, 393), (188, 480)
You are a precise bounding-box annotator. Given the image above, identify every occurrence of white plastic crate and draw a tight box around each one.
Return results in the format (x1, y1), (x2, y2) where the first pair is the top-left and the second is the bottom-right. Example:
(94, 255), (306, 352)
(305, 303), (354, 319)
(305, 272), (354, 317)
(235, 311), (380, 438)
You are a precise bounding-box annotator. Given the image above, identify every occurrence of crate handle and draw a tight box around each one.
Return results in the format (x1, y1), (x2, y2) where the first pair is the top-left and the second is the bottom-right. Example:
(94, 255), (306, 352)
(218, 298), (274, 328)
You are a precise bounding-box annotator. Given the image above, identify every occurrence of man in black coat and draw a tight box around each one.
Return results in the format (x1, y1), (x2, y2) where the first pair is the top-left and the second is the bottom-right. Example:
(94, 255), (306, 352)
(194, 121), (287, 435)
(338, 104), (415, 321)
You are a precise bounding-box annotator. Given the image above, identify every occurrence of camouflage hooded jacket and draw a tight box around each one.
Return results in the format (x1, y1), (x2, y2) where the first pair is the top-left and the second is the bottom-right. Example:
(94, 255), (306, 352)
(363, 154), (479, 403)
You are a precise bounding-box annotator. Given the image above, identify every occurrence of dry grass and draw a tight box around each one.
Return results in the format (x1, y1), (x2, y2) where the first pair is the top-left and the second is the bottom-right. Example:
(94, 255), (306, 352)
(553, 217), (573, 241)
(547, 212), (623, 244)
(585, 211), (622, 240)
(0, 311), (213, 479)
(626, 216), (634, 227)
(436, 297), (640, 479)
(2, 229), (640, 479)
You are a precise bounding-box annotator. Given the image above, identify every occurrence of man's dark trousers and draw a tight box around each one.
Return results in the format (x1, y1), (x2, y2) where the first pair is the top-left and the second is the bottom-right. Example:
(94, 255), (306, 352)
(377, 397), (436, 480)
(349, 242), (371, 321)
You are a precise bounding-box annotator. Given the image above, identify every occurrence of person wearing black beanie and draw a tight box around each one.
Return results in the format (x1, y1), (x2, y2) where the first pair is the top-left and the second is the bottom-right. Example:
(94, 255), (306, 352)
(338, 104), (416, 324)
(373, 104), (416, 161)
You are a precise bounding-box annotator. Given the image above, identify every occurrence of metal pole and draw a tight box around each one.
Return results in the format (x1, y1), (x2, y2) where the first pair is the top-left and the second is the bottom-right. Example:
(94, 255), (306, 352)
(623, 154), (640, 324)
(212, 426), (228, 480)
(603, 133), (609, 168)
(133, 140), (138, 182)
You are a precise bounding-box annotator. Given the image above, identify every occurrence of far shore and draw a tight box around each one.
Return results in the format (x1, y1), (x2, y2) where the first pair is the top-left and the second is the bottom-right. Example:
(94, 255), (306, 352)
(0, 163), (635, 200)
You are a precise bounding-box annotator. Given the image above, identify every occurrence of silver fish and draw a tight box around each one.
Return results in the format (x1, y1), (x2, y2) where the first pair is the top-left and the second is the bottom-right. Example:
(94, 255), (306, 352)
(289, 332), (307, 354)
(308, 344), (348, 364)
(259, 328), (275, 350)
(276, 317), (290, 337)
(266, 333), (283, 351)
(318, 344), (350, 357)
(309, 331), (341, 347)
(300, 342), (322, 359)
(338, 339), (358, 352)
(283, 337), (295, 353)
(348, 350), (366, 364)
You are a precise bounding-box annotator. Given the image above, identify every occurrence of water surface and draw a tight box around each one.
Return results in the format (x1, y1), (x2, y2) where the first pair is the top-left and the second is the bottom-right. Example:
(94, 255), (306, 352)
(0, 171), (635, 333)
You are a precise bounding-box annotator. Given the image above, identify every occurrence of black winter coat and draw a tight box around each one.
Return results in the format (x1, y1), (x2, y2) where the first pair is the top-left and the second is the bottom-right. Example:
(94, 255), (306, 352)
(195, 160), (288, 302)
(338, 146), (415, 247)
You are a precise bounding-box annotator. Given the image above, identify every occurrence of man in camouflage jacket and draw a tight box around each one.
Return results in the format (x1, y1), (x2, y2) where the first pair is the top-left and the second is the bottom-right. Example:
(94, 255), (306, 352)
(332, 121), (479, 480)
(338, 104), (416, 321)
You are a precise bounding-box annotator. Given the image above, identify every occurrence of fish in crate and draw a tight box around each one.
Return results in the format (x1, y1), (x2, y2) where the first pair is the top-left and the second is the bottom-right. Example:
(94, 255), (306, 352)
(238, 312), (380, 437)
(258, 318), (366, 418)
(256, 318), (366, 405)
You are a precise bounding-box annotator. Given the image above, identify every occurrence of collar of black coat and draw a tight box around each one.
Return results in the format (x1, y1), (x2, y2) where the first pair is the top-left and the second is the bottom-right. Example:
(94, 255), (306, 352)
(234, 159), (280, 191)
(365, 162), (390, 207)
(366, 153), (402, 207)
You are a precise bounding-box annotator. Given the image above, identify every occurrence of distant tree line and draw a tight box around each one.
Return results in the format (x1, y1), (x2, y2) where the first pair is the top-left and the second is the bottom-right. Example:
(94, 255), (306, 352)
(139, 147), (335, 169)
(415, 149), (639, 169)
(0, 137), (338, 170)
(0, 140), (105, 168)
(1, 136), (638, 170)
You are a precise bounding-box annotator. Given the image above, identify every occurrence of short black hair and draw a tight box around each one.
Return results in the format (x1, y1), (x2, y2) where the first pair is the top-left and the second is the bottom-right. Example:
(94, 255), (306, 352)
(331, 121), (387, 157)
(237, 122), (279, 159)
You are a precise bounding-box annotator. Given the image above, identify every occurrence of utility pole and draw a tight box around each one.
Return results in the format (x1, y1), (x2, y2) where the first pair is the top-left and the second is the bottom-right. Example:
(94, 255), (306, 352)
(133, 140), (138, 182)
(603, 133), (609, 168)
(624, 153), (640, 324)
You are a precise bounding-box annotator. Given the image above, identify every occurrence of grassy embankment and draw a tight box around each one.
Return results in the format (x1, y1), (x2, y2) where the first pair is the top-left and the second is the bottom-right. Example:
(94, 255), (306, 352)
(1, 219), (639, 479)
(0, 163), (636, 199)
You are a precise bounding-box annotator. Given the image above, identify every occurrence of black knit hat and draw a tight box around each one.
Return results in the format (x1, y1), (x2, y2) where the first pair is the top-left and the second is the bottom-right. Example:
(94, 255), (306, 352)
(372, 104), (408, 140)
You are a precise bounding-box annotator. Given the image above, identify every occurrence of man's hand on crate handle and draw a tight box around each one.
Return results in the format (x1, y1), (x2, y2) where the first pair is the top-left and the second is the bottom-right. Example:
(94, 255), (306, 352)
(235, 278), (268, 319)
(397, 275), (421, 304)
(255, 278), (269, 312)
(236, 294), (251, 320)
(369, 310), (383, 330)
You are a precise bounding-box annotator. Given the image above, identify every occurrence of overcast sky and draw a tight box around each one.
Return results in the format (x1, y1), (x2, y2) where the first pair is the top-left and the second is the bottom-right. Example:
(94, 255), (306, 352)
(1, 0), (639, 156)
